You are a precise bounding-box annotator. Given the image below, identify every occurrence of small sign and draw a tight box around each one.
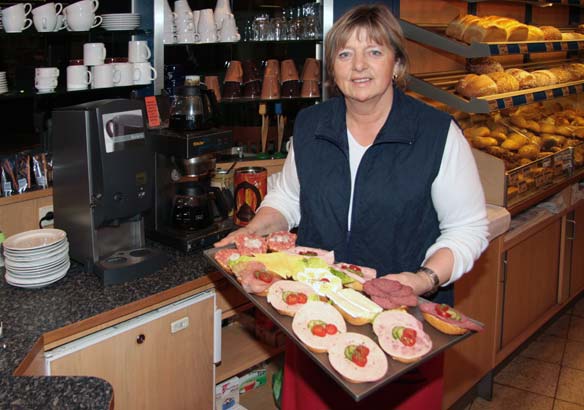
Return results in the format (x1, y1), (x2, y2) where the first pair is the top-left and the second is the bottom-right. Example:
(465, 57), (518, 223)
(519, 43), (528, 54)
(144, 96), (161, 128)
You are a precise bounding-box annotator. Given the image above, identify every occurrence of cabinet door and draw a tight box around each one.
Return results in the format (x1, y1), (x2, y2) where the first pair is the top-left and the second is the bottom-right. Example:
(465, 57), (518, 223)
(501, 220), (561, 348)
(570, 203), (584, 295)
(49, 297), (215, 410)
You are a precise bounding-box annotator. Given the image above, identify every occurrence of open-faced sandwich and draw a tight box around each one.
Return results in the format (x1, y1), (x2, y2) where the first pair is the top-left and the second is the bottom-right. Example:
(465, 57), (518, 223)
(372, 310), (433, 364)
(292, 301), (347, 353)
(266, 231), (297, 252)
(325, 288), (383, 326)
(284, 246), (335, 264)
(328, 332), (388, 384)
(419, 302), (483, 335)
(267, 280), (317, 317)
(213, 248), (243, 273)
(234, 233), (268, 255)
(329, 262), (377, 291)
(230, 260), (281, 297)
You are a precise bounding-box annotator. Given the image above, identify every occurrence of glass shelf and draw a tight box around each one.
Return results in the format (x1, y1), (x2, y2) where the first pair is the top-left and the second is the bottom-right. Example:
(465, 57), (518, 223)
(220, 96), (320, 104)
(165, 39), (321, 47)
(0, 29), (149, 38)
(0, 84), (149, 100)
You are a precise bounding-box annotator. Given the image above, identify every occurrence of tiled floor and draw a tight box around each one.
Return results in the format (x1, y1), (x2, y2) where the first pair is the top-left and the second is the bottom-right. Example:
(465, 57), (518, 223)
(467, 296), (584, 410)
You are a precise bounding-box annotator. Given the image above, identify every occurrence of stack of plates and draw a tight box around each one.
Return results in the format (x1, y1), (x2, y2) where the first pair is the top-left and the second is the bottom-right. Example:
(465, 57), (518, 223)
(0, 72), (7, 94)
(3, 229), (70, 289)
(102, 13), (141, 31)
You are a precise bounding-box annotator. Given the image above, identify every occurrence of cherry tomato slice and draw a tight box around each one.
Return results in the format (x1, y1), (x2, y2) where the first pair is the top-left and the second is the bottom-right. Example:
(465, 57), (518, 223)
(355, 344), (370, 357)
(254, 271), (273, 284)
(296, 293), (308, 304)
(325, 323), (338, 335)
(351, 351), (367, 367)
(400, 328), (417, 347)
(285, 293), (298, 305)
(311, 324), (327, 337)
(320, 278), (330, 282)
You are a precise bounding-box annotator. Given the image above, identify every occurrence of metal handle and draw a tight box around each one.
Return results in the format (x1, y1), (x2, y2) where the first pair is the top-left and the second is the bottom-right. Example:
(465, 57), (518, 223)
(567, 219), (576, 241)
(136, 334), (145, 344)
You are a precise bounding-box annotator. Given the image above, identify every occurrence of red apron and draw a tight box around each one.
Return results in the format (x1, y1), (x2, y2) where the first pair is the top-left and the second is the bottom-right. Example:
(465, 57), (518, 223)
(281, 341), (444, 410)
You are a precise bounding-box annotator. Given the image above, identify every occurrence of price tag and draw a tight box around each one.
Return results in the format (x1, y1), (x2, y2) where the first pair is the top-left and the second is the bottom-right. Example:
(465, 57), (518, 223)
(562, 86), (570, 95)
(545, 89), (554, 99)
(499, 44), (509, 55)
(144, 96), (161, 128)
(545, 42), (554, 52)
(561, 41), (569, 51)
(525, 93), (535, 104)
(519, 43), (528, 54)
(503, 97), (513, 108)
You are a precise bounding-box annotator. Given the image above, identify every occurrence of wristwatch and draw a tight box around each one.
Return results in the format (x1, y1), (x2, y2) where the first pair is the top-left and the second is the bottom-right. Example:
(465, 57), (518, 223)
(417, 266), (440, 297)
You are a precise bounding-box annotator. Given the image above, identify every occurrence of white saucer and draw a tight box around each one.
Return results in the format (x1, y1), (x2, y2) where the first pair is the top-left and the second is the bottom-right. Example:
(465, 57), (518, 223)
(3, 229), (66, 251)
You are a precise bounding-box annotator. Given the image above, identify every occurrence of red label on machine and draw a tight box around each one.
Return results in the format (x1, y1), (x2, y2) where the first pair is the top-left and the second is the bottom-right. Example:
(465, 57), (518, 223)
(145, 96), (161, 128)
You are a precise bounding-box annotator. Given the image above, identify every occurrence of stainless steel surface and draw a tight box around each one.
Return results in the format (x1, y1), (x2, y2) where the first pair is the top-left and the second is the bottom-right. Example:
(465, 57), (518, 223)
(150, 0), (164, 94)
(178, 155), (216, 177)
(204, 247), (479, 402)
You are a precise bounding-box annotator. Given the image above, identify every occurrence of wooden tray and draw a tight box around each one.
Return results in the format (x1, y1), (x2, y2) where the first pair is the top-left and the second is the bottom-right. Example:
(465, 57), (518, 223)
(204, 247), (481, 402)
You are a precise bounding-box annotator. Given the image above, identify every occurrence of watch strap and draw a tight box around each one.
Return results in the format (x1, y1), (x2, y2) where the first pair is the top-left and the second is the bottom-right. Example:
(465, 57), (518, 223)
(417, 266), (440, 297)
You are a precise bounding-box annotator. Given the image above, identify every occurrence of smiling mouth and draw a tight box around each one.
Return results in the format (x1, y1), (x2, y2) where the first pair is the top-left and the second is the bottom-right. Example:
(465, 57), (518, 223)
(352, 78), (371, 83)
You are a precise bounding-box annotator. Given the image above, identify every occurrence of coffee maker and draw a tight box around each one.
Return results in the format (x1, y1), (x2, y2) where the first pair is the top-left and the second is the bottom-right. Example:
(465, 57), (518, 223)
(52, 99), (167, 285)
(147, 127), (234, 252)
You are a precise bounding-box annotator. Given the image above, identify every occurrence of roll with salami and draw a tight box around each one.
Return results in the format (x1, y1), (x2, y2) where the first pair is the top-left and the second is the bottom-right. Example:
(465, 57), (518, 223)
(292, 301), (347, 353)
(419, 302), (483, 335)
(234, 234), (268, 255)
(284, 246), (335, 264)
(214, 248), (243, 273)
(267, 280), (316, 317)
(328, 333), (388, 384)
(330, 262), (377, 291)
(373, 310), (432, 364)
(267, 231), (297, 252)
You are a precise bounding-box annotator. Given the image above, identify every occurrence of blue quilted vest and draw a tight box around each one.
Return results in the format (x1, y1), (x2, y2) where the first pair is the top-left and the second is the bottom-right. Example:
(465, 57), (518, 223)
(294, 87), (453, 303)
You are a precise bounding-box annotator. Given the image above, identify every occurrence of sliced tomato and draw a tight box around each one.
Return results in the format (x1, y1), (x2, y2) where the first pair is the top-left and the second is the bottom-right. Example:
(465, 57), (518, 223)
(435, 303), (452, 318)
(400, 328), (417, 347)
(285, 293), (298, 305)
(320, 278), (330, 283)
(296, 293), (308, 304)
(254, 270), (273, 283)
(351, 351), (367, 367)
(325, 323), (338, 335)
(311, 324), (327, 337)
(355, 344), (370, 357)
(299, 251), (318, 256)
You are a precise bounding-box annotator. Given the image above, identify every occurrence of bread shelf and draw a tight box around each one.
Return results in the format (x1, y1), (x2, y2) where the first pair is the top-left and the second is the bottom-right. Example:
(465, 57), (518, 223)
(462, 0), (584, 8)
(215, 322), (285, 384)
(401, 19), (584, 57)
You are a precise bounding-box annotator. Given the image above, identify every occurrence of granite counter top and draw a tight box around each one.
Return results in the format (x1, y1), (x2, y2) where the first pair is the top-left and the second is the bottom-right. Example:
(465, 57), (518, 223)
(0, 244), (215, 409)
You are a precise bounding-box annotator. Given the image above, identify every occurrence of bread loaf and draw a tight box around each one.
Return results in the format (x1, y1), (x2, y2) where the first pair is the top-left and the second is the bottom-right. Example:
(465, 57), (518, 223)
(575, 24), (584, 35)
(485, 17), (528, 41)
(445, 15), (481, 40)
(467, 57), (503, 74)
(456, 74), (498, 98)
(548, 67), (574, 83)
(487, 72), (520, 93)
(539, 26), (562, 40)
(462, 19), (508, 43)
(505, 68), (536, 89)
(526, 25), (545, 41)
(562, 32), (584, 40)
(563, 63), (584, 80)
(531, 70), (558, 87)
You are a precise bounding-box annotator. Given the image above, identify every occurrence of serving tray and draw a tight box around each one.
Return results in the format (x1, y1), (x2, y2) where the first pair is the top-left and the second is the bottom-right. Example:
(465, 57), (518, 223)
(204, 247), (482, 402)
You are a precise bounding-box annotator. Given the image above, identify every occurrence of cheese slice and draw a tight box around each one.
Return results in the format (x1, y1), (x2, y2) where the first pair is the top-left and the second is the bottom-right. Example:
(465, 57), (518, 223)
(295, 268), (343, 296)
(325, 288), (383, 321)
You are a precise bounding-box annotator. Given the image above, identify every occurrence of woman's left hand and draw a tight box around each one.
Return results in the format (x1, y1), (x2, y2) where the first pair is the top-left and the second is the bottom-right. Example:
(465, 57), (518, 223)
(381, 271), (432, 296)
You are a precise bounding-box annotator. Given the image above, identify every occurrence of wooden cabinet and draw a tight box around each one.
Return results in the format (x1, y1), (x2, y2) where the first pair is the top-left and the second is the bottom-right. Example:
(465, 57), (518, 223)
(45, 292), (216, 410)
(570, 202), (584, 296)
(500, 219), (561, 349)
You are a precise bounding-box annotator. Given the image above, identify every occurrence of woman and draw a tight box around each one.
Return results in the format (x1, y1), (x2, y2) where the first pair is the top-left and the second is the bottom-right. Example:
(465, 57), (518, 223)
(216, 4), (489, 409)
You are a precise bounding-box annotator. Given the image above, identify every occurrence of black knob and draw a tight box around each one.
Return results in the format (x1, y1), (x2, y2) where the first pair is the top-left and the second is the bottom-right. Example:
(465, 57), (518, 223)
(136, 334), (145, 344)
(113, 192), (123, 201)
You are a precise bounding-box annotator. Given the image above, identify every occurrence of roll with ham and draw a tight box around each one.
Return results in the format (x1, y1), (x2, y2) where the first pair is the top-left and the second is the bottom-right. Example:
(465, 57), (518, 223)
(328, 333), (388, 384)
(231, 260), (281, 296)
(267, 231), (297, 252)
(267, 280), (316, 317)
(373, 310), (432, 364)
(330, 262), (376, 291)
(419, 302), (483, 335)
(292, 301), (347, 353)
(284, 246), (335, 264)
(234, 234), (268, 255)
(213, 248), (242, 273)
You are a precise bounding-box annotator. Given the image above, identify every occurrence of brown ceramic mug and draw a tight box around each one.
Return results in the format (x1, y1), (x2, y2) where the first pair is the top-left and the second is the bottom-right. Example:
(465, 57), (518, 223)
(301, 58), (320, 81)
(261, 75), (280, 99)
(204, 75), (221, 102)
(301, 80), (320, 98)
(224, 60), (243, 83)
(281, 80), (300, 98)
(242, 60), (261, 83)
(264, 59), (280, 81)
(242, 80), (261, 98)
(280, 59), (299, 82)
(222, 81), (241, 99)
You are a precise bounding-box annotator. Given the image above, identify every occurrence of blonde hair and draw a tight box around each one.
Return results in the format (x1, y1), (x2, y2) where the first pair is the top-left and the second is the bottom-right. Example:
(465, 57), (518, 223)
(324, 4), (409, 89)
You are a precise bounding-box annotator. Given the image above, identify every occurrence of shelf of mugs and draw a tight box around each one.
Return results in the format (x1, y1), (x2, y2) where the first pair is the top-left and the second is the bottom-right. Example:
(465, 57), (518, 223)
(0, 28), (149, 38)
(164, 38), (321, 47)
(400, 19), (584, 58)
(219, 96), (320, 104)
(0, 84), (149, 100)
(461, 0), (584, 7)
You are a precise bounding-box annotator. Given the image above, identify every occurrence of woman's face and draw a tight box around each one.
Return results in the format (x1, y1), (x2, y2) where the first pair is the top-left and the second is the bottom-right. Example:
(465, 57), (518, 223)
(333, 28), (397, 104)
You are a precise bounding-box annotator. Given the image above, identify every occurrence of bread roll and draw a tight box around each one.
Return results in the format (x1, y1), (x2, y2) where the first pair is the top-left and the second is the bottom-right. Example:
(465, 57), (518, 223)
(505, 68), (537, 89)
(526, 25), (545, 41)
(575, 24), (584, 35)
(462, 19), (508, 43)
(456, 73), (498, 98)
(467, 57), (503, 74)
(563, 63), (584, 80)
(531, 70), (558, 87)
(445, 15), (481, 40)
(487, 72), (520, 93)
(539, 26), (562, 40)
(562, 32), (584, 41)
(548, 67), (575, 83)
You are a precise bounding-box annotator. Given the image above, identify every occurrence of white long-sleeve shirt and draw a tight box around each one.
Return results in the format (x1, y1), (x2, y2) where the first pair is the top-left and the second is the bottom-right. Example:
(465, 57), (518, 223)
(261, 120), (489, 286)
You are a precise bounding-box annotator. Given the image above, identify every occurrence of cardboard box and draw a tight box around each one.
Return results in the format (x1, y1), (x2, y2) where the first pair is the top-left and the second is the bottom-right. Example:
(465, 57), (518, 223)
(215, 376), (240, 410)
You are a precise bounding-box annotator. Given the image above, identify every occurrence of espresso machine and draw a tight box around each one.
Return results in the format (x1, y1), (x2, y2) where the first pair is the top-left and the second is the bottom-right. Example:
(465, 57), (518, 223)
(52, 99), (167, 285)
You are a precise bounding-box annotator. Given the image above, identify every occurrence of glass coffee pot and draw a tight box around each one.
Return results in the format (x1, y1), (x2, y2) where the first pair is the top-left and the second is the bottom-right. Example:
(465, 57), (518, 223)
(169, 76), (219, 131)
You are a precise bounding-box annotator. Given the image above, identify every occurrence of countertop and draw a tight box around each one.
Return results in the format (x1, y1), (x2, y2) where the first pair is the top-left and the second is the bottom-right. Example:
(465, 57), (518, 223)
(0, 244), (214, 410)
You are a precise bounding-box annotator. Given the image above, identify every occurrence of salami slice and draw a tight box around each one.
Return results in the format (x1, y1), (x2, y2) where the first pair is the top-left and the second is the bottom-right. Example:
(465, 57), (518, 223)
(214, 248), (242, 273)
(292, 301), (347, 353)
(370, 295), (402, 310)
(267, 280), (316, 317)
(419, 302), (483, 333)
(373, 310), (432, 363)
(234, 234), (268, 255)
(284, 246), (335, 264)
(363, 279), (418, 307)
(365, 278), (403, 294)
(328, 332), (388, 384)
(267, 231), (297, 252)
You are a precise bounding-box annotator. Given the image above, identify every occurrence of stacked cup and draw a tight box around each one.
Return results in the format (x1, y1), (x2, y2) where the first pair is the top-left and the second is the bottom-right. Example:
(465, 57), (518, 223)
(174, 0), (196, 43)
(2, 3), (33, 33)
(261, 59), (280, 99)
(63, 0), (101, 32)
(0, 71), (8, 94)
(301, 58), (320, 97)
(281, 59), (300, 97)
(197, 8), (217, 43)
(163, 0), (175, 44)
(35, 67), (59, 93)
(242, 60), (261, 98)
(32, 2), (63, 32)
(129, 40), (157, 85)
(67, 58), (92, 91)
(222, 60), (243, 99)
(83, 42), (110, 89)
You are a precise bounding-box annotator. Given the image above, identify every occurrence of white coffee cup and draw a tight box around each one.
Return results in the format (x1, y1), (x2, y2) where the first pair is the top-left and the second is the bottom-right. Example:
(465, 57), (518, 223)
(83, 42), (106, 66)
(128, 41), (151, 63)
(112, 62), (138, 86)
(67, 65), (92, 90)
(197, 9), (217, 43)
(53, 14), (66, 31)
(35, 77), (58, 92)
(91, 64), (119, 88)
(65, 11), (101, 31)
(32, 2), (62, 32)
(3, 3), (33, 33)
(192, 10), (200, 33)
(174, 0), (192, 15)
(65, 0), (99, 14)
(35, 67), (60, 78)
(133, 62), (157, 85)
(219, 14), (240, 42)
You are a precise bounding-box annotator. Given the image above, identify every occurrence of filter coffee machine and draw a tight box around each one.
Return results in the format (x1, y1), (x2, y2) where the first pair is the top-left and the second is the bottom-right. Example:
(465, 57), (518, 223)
(147, 127), (234, 252)
(52, 99), (167, 285)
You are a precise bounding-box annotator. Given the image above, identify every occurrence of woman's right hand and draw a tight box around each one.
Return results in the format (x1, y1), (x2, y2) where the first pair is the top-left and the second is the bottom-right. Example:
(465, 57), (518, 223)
(214, 226), (254, 248)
